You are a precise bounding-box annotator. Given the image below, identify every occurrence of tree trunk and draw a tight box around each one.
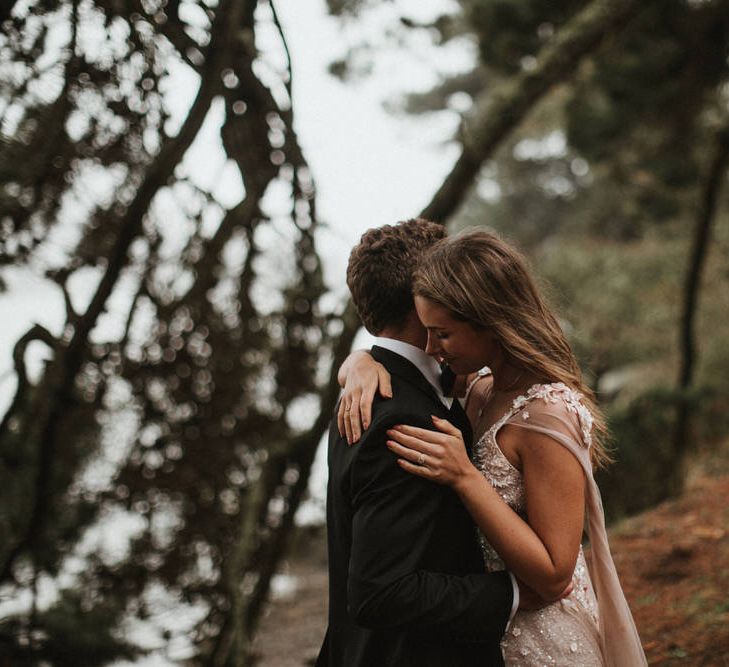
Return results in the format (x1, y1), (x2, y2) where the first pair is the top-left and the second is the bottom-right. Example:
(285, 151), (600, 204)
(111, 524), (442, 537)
(213, 301), (360, 666)
(672, 123), (729, 486)
(421, 0), (645, 222)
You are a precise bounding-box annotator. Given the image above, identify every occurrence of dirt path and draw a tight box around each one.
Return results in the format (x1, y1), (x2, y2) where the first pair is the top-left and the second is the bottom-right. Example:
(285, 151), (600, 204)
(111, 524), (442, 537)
(254, 469), (729, 666)
(251, 529), (328, 667)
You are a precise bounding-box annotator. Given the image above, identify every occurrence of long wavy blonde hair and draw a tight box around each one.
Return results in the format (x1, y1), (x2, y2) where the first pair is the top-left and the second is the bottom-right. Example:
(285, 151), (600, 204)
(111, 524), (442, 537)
(413, 228), (611, 468)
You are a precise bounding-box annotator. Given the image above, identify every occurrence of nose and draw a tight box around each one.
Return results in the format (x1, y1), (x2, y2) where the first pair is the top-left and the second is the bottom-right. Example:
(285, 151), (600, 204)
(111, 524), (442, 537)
(425, 331), (440, 357)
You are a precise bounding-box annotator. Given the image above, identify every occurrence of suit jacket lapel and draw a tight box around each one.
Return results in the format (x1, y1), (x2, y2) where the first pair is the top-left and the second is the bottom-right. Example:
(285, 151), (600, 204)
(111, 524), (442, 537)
(370, 346), (474, 449)
(448, 399), (474, 452)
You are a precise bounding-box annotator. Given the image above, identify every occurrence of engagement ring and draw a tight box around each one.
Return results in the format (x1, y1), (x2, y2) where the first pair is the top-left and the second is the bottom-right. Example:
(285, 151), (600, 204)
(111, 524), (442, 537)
(417, 453), (426, 466)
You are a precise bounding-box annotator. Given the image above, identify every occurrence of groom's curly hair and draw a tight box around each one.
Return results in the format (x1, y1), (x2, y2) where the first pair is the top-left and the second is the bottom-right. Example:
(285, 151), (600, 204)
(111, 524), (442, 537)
(346, 218), (445, 334)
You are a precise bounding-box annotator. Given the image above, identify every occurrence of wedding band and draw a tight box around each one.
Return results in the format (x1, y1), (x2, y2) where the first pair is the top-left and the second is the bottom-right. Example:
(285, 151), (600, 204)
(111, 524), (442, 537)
(417, 453), (426, 466)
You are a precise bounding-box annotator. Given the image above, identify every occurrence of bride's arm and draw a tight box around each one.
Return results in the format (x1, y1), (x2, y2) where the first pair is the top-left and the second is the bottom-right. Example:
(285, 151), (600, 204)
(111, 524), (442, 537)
(386, 418), (584, 601)
(337, 351), (471, 443)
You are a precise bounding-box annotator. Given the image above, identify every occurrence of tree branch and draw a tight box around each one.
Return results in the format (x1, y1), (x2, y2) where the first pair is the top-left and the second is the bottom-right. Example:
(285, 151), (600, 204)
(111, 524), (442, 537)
(0, 0), (251, 584)
(677, 125), (729, 390)
(421, 0), (645, 222)
(0, 324), (58, 435)
(269, 0), (293, 103)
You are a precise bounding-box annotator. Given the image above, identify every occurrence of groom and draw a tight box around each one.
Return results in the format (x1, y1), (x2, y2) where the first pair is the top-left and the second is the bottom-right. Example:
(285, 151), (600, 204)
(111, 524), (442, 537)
(316, 219), (518, 667)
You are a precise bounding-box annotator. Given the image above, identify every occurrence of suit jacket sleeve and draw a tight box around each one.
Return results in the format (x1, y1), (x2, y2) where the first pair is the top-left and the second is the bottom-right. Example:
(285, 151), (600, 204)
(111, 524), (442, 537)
(346, 412), (513, 643)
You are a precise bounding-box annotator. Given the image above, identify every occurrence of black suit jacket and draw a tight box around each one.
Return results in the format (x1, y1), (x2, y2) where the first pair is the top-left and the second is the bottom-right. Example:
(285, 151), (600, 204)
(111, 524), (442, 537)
(316, 346), (513, 667)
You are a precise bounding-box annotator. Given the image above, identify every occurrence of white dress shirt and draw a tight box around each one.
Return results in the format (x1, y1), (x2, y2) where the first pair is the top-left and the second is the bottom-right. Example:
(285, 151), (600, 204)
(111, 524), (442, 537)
(371, 336), (520, 626)
(372, 337), (453, 408)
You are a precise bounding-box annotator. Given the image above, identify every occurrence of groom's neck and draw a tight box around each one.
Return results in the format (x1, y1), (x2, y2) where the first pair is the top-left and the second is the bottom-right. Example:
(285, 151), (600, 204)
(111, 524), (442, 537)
(378, 312), (427, 350)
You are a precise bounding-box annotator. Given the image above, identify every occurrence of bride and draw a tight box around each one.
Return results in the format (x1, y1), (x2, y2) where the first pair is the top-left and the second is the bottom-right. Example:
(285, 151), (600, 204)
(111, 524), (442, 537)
(338, 229), (647, 666)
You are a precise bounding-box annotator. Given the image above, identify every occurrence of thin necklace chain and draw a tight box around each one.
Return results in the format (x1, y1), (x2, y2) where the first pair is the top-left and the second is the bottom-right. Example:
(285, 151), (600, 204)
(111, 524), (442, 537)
(494, 370), (525, 393)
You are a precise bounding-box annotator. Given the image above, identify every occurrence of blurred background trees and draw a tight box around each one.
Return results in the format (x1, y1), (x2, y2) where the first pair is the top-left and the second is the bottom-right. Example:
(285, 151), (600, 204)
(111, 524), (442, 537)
(0, 0), (728, 664)
(0, 0), (356, 663)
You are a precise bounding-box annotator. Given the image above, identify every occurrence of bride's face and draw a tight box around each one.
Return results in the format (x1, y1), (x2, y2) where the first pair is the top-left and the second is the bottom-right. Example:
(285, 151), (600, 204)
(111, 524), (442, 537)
(414, 295), (498, 375)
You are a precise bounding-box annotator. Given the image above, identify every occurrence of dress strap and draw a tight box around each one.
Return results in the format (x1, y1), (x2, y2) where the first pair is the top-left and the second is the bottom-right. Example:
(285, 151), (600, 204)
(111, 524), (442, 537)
(464, 366), (492, 408)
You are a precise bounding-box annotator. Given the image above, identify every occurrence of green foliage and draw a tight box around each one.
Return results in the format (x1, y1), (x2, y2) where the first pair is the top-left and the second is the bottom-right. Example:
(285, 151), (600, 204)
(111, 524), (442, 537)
(598, 387), (694, 522)
(467, 0), (585, 74)
(461, 0), (729, 227)
(0, 587), (141, 666)
(565, 1), (729, 225)
(536, 235), (682, 381)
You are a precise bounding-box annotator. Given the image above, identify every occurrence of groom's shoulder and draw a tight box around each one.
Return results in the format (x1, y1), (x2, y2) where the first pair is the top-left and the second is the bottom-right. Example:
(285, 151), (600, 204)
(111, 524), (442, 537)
(380, 372), (438, 415)
(362, 377), (438, 439)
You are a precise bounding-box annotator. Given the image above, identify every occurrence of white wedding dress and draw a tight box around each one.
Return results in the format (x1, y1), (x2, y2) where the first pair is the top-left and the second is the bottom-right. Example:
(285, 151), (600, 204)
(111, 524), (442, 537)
(465, 375), (647, 666)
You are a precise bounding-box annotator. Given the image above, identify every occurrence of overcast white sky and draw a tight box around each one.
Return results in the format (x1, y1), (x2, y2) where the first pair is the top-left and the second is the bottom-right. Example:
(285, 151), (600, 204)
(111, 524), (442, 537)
(277, 0), (470, 282)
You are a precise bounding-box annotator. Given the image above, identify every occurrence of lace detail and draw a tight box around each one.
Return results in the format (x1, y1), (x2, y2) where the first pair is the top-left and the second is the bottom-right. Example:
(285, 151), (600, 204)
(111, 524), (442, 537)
(512, 382), (594, 447)
(473, 425), (525, 512)
(500, 547), (602, 665)
(473, 428), (525, 572)
(471, 384), (603, 665)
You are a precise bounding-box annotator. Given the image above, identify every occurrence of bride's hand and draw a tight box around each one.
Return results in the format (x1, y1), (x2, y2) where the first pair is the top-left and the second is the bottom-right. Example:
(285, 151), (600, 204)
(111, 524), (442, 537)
(337, 350), (392, 444)
(385, 416), (477, 490)
(517, 578), (574, 610)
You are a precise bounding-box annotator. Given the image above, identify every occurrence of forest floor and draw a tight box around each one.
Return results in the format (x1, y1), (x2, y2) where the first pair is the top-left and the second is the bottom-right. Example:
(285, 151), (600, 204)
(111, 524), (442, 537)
(253, 440), (729, 666)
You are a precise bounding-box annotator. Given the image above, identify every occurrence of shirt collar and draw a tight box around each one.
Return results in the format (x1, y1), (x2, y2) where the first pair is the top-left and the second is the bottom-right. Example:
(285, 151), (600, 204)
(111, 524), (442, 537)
(372, 337), (453, 408)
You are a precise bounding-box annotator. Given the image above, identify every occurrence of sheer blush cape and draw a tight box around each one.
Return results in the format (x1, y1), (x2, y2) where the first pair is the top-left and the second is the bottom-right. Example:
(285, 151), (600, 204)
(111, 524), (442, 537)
(469, 380), (647, 667)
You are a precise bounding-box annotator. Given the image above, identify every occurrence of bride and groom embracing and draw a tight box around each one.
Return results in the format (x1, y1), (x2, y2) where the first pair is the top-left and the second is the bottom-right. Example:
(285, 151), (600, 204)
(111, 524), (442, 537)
(315, 219), (647, 666)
